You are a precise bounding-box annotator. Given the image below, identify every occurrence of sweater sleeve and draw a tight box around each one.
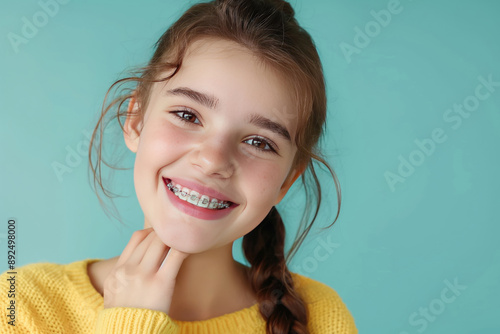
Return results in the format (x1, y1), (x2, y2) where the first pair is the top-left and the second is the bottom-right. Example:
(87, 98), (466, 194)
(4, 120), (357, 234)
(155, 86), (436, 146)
(94, 307), (179, 333)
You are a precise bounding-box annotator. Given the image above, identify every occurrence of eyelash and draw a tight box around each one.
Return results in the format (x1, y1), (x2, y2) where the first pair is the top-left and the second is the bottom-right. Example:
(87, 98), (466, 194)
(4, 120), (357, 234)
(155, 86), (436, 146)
(170, 109), (279, 154)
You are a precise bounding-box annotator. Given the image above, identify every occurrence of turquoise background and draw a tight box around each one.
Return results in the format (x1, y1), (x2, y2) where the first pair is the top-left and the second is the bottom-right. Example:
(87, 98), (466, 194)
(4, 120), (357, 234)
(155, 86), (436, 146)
(1, 0), (499, 332)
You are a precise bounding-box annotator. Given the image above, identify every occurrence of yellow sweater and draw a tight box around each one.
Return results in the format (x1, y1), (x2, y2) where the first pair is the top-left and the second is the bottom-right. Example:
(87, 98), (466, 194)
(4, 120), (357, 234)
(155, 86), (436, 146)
(0, 259), (357, 333)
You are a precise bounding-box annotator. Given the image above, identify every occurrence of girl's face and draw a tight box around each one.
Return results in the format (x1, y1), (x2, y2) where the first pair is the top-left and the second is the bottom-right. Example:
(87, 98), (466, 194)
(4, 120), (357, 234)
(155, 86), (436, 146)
(124, 38), (303, 253)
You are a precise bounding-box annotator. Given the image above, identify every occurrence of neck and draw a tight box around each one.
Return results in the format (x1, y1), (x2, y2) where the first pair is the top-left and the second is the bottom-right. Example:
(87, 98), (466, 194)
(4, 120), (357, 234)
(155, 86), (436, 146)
(167, 242), (257, 321)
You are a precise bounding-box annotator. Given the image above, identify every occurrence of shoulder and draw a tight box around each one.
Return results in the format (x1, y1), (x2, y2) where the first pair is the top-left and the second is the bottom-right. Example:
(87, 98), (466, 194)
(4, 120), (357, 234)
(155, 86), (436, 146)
(290, 272), (358, 334)
(0, 258), (102, 305)
(1, 261), (67, 289)
(1, 258), (97, 286)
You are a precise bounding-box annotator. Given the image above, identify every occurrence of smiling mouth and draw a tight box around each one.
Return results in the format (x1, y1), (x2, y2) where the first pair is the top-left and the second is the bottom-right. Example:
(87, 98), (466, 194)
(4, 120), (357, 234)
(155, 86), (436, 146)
(163, 178), (235, 210)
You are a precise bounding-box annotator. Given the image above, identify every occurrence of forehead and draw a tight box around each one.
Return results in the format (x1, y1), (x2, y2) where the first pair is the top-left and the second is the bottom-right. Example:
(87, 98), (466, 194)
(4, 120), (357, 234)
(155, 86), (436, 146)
(157, 38), (300, 138)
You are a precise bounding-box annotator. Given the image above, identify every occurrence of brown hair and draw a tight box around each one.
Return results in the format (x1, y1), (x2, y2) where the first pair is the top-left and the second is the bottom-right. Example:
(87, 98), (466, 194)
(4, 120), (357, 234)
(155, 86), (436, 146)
(89, 0), (341, 333)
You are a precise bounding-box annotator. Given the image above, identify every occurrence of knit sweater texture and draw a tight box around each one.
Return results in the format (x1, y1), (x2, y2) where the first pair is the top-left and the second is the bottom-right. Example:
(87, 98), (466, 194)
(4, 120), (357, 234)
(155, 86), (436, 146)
(1, 259), (357, 333)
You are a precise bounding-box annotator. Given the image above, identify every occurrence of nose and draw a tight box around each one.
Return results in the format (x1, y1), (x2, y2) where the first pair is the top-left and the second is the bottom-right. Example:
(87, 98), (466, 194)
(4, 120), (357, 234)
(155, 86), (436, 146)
(190, 136), (235, 179)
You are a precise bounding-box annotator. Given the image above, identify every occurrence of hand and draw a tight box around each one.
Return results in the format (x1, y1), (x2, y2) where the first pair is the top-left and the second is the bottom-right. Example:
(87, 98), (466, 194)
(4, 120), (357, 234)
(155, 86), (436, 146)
(103, 227), (189, 314)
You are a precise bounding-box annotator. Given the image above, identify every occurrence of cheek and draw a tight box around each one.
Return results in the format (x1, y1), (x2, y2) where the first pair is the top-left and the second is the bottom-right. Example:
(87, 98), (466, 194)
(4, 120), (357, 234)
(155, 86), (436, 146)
(240, 158), (287, 204)
(133, 120), (190, 203)
(135, 120), (190, 170)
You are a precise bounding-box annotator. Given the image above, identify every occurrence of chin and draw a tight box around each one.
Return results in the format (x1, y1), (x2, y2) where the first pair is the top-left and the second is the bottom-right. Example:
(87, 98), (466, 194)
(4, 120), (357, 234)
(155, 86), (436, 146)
(151, 222), (221, 254)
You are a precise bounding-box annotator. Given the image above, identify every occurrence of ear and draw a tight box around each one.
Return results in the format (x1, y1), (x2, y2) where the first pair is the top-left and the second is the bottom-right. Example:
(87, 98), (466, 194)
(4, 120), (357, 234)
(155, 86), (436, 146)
(123, 95), (143, 153)
(274, 162), (307, 206)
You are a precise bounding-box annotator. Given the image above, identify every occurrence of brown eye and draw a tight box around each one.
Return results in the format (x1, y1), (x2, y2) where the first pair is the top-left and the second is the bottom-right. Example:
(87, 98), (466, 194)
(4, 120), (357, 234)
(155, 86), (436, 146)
(244, 137), (277, 154)
(171, 110), (201, 125)
(250, 138), (266, 149)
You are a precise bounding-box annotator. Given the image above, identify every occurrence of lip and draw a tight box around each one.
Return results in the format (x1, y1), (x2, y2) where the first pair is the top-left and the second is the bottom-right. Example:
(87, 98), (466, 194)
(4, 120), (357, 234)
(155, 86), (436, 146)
(162, 176), (236, 203)
(163, 178), (239, 220)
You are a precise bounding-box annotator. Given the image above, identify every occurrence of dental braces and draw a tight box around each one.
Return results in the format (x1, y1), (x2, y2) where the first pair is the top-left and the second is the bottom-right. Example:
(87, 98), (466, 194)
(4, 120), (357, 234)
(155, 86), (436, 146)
(167, 182), (230, 209)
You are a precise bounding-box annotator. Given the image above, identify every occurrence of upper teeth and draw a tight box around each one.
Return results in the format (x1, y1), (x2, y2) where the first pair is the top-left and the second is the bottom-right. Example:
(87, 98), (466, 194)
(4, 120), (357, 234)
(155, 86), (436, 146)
(167, 181), (231, 210)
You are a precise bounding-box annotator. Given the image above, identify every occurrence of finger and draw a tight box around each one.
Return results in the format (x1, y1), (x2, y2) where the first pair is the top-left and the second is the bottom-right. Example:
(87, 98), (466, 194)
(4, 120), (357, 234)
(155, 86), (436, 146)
(140, 234), (170, 271)
(158, 248), (189, 281)
(126, 229), (158, 265)
(115, 228), (154, 267)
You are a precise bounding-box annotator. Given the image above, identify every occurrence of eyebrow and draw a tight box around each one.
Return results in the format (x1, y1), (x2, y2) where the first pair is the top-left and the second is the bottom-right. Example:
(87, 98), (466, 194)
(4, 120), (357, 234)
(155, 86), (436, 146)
(165, 86), (291, 142)
(165, 87), (219, 109)
(247, 113), (291, 142)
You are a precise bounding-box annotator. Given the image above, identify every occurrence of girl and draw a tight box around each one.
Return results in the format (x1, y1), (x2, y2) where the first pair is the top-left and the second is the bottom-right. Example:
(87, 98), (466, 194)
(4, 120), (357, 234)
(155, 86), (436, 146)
(1, 0), (357, 333)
